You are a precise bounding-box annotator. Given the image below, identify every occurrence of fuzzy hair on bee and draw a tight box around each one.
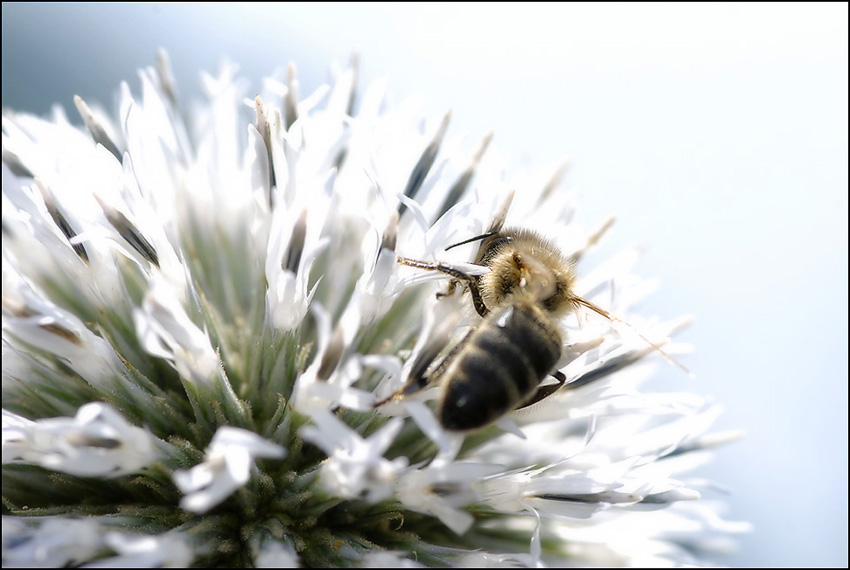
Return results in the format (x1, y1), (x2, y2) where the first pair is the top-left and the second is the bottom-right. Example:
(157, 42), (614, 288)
(475, 228), (578, 318)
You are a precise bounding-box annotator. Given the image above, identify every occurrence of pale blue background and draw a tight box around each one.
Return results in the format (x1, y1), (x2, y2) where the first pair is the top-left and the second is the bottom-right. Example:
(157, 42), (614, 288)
(3, 3), (847, 567)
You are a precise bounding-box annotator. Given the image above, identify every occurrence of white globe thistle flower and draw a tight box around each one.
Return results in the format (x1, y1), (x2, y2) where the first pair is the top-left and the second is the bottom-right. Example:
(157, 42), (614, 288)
(1, 51), (749, 567)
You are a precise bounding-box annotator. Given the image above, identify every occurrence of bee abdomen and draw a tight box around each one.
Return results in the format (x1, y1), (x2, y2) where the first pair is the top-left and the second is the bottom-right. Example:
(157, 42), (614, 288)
(440, 302), (561, 431)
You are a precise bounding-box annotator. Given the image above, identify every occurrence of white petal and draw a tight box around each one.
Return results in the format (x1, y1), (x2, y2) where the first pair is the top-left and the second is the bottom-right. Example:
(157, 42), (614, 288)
(2, 403), (158, 478)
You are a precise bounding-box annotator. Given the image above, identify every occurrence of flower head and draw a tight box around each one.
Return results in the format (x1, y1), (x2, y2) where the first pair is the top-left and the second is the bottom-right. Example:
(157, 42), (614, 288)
(2, 51), (748, 566)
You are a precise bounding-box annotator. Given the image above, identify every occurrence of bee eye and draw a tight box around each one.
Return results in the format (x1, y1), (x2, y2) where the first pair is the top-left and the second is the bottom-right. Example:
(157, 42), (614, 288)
(477, 236), (512, 265)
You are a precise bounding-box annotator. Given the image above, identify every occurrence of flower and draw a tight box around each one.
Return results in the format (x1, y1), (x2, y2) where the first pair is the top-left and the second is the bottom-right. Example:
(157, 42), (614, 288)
(174, 426), (286, 514)
(1, 50), (749, 567)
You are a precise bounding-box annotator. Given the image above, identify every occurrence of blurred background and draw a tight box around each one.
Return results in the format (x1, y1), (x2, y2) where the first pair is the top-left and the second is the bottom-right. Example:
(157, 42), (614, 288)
(3, 3), (847, 566)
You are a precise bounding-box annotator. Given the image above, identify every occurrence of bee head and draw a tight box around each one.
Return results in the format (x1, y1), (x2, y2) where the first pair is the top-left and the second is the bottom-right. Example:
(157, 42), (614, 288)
(478, 229), (577, 316)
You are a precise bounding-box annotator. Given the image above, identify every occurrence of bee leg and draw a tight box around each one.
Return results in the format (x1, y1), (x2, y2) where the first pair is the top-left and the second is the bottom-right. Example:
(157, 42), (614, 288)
(373, 353), (442, 407)
(397, 256), (489, 317)
(436, 279), (458, 299)
(374, 329), (473, 407)
(517, 370), (567, 409)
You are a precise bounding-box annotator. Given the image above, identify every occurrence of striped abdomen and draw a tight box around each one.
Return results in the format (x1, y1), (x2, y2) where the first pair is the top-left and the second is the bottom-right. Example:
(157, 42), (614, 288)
(439, 300), (562, 431)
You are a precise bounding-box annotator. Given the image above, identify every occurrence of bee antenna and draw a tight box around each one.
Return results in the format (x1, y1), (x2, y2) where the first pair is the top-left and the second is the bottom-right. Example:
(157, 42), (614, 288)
(571, 295), (695, 379)
(444, 231), (497, 251)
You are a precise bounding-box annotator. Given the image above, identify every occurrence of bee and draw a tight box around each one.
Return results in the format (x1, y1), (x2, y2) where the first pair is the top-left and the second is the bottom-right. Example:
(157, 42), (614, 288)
(378, 225), (688, 432)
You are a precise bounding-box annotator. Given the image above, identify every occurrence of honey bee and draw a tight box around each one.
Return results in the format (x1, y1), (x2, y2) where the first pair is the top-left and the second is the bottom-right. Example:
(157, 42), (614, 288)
(379, 225), (688, 432)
